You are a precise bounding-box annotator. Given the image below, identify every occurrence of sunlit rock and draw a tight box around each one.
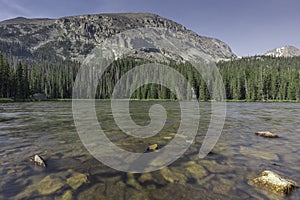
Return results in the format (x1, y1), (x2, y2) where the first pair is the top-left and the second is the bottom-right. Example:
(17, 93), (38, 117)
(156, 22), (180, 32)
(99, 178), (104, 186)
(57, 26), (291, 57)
(30, 154), (46, 167)
(145, 144), (158, 152)
(251, 170), (299, 194)
(255, 131), (279, 138)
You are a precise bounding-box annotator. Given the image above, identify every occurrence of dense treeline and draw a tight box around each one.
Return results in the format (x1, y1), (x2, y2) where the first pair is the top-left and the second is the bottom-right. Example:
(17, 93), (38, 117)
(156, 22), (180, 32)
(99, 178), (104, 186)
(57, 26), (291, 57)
(0, 52), (299, 101)
(95, 59), (210, 100)
(0, 53), (80, 99)
(217, 56), (300, 101)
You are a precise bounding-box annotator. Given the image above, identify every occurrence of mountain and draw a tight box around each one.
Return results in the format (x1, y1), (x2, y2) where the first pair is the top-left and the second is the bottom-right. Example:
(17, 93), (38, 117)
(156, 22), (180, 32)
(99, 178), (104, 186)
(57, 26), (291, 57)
(264, 45), (300, 57)
(0, 13), (235, 63)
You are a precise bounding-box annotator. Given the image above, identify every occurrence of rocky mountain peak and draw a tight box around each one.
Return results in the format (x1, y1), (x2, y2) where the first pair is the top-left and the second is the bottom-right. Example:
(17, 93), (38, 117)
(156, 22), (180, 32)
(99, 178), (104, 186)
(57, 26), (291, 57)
(0, 13), (236, 62)
(0, 17), (54, 25)
(264, 45), (300, 57)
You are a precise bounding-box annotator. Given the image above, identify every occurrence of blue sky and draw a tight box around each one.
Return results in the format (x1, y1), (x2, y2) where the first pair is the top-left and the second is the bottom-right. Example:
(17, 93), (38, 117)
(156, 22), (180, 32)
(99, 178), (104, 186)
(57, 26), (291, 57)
(0, 0), (299, 56)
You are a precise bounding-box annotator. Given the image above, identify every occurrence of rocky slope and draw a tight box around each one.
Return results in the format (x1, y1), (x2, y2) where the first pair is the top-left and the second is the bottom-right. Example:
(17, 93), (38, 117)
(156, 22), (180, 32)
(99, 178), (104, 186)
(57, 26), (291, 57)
(0, 13), (235, 62)
(264, 45), (300, 57)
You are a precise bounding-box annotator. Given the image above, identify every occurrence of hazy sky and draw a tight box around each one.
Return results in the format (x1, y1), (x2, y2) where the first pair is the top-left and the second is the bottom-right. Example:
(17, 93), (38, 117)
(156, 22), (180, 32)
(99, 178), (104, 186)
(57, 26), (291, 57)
(0, 0), (299, 56)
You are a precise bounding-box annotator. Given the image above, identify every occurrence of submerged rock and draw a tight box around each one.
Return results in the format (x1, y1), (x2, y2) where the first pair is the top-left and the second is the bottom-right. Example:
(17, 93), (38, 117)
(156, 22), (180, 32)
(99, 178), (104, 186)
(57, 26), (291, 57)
(138, 173), (153, 183)
(160, 167), (187, 184)
(67, 171), (89, 190)
(127, 173), (143, 190)
(251, 170), (299, 194)
(77, 183), (106, 200)
(37, 175), (65, 195)
(239, 146), (279, 161)
(61, 190), (73, 200)
(184, 161), (208, 180)
(16, 175), (65, 198)
(255, 131), (279, 138)
(30, 154), (46, 167)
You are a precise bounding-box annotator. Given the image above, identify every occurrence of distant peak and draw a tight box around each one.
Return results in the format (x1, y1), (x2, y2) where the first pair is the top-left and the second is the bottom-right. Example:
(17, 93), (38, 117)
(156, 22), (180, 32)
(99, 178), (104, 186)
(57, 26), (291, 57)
(0, 16), (54, 24)
(265, 45), (300, 57)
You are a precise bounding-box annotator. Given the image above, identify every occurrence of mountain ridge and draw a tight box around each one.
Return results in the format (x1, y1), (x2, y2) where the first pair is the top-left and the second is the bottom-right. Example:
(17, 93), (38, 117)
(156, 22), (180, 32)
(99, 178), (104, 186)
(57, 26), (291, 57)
(264, 45), (300, 57)
(0, 13), (235, 62)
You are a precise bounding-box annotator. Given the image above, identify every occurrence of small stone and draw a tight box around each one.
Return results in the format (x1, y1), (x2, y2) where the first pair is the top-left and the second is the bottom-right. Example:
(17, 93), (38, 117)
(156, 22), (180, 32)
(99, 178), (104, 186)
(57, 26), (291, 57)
(255, 131), (279, 138)
(251, 170), (299, 195)
(30, 154), (46, 167)
(145, 144), (158, 152)
(7, 169), (16, 174)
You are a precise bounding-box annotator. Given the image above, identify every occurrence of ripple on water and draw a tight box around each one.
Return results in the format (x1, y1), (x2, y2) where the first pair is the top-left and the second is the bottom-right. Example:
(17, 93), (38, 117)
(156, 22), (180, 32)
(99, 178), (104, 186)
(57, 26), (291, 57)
(0, 102), (300, 199)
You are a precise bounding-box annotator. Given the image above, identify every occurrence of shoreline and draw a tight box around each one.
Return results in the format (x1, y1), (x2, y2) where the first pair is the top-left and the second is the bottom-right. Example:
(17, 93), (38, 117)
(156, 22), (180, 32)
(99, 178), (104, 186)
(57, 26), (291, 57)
(1, 98), (299, 103)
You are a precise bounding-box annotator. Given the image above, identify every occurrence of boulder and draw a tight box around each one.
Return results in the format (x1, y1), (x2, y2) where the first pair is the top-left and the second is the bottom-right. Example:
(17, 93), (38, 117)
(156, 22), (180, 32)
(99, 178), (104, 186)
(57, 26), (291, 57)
(255, 131), (279, 138)
(251, 170), (299, 194)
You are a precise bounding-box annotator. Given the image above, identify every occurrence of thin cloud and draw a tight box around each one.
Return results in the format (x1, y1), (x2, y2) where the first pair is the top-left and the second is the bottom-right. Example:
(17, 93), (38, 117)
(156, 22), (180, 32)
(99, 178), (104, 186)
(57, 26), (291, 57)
(0, 0), (31, 19)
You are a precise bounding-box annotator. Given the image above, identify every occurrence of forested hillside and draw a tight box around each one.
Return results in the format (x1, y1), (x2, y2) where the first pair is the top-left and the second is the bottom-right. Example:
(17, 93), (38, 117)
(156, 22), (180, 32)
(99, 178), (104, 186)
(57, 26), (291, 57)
(217, 56), (300, 101)
(0, 53), (79, 99)
(0, 53), (299, 101)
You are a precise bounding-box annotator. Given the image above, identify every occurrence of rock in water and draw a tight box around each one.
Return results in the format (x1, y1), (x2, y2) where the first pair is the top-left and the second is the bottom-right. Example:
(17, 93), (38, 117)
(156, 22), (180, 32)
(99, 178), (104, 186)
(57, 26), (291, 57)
(30, 154), (46, 167)
(67, 172), (89, 190)
(145, 144), (158, 152)
(255, 131), (279, 138)
(252, 170), (299, 194)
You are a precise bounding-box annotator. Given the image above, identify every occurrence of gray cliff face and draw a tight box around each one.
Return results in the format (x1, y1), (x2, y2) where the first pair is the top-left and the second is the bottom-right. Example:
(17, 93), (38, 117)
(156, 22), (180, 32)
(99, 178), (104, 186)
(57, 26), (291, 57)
(264, 45), (300, 57)
(0, 13), (235, 62)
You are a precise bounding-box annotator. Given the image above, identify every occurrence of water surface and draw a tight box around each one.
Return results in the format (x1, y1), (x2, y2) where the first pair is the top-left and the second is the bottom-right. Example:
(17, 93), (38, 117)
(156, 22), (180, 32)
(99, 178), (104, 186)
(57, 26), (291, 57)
(0, 101), (299, 199)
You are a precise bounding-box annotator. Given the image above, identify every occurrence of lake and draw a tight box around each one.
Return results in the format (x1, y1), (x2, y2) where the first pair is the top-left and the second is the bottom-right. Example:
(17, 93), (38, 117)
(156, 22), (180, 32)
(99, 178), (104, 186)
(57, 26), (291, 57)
(0, 101), (299, 199)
